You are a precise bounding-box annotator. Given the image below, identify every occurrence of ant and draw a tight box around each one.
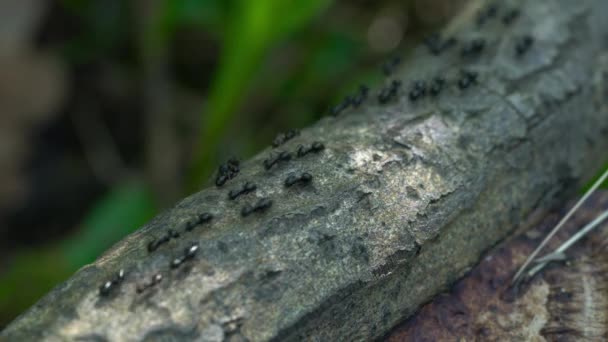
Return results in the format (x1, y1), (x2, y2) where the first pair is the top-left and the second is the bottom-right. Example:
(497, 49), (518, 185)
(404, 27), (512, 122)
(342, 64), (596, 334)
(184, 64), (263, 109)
(330, 97), (352, 116)
(458, 70), (479, 90)
(429, 77), (446, 97)
(351, 85), (370, 107)
(424, 34), (457, 56)
(285, 172), (313, 187)
(476, 3), (499, 27)
(378, 80), (402, 104)
(185, 212), (213, 232)
(216, 158), (240, 187)
(241, 198), (273, 217)
(461, 38), (486, 57)
(148, 229), (180, 252)
(99, 269), (125, 297)
(382, 56), (402, 76)
(515, 35), (534, 57)
(228, 182), (257, 200)
(502, 9), (520, 25)
(263, 151), (292, 170)
(136, 273), (163, 294)
(296, 142), (325, 157)
(272, 129), (300, 147)
(170, 243), (199, 269)
(409, 81), (427, 102)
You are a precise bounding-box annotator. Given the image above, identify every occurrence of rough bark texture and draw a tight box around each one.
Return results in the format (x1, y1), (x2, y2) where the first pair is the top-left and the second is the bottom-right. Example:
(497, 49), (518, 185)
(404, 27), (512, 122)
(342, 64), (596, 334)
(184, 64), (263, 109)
(3, 0), (608, 341)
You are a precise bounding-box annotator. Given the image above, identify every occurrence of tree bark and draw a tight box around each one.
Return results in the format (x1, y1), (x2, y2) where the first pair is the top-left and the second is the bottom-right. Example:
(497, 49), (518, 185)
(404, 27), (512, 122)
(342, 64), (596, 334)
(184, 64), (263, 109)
(3, 0), (608, 340)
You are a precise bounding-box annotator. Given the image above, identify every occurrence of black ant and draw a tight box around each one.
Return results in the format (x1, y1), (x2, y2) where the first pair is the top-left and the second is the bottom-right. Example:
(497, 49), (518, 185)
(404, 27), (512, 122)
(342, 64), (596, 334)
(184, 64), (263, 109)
(429, 77), (446, 96)
(461, 38), (486, 57)
(99, 269), (125, 297)
(136, 273), (163, 294)
(502, 9), (520, 25)
(296, 142), (325, 157)
(381, 56), (402, 76)
(272, 129), (300, 147)
(330, 96), (352, 116)
(424, 34), (457, 55)
(148, 229), (180, 252)
(378, 80), (402, 104)
(228, 182), (257, 200)
(409, 81), (427, 102)
(458, 70), (478, 90)
(216, 158), (240, 187)
(185, 212), (213, 232)
(285, 172), (313, 187)
(351, 85), (370, 107)
(263, 151), (292, 170)
(170, 243), (199, 269)
(515, 35), (534, 57)
(476, 4), (499, 27)
(241, 198), (273, 217)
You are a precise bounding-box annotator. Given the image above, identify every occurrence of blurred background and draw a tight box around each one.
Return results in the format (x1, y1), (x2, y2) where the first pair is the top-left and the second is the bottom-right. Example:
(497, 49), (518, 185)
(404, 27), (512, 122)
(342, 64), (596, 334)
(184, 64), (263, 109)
(1, 0), (605, 329)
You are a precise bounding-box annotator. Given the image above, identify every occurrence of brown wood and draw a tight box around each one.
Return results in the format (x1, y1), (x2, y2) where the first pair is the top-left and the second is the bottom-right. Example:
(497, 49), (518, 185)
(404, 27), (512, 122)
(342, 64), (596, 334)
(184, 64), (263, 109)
(386, 191), (608, 341)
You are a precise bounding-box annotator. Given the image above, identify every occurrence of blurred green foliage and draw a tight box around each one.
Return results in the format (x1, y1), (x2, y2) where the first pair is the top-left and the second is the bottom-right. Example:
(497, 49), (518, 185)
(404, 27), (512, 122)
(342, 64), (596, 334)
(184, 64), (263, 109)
(163, 0), (230, 35)
(61, 0), (130, 63)
(61, 181), (157, 268)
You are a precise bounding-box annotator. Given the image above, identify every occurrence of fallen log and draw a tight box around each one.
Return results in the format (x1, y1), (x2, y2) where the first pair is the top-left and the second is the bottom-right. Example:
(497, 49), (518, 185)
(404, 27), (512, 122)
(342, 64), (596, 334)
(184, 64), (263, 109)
(3, 0), (608, 340)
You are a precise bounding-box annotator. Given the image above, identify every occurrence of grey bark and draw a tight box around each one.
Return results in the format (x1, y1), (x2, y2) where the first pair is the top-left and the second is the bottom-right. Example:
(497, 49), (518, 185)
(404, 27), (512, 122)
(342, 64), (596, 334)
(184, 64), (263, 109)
(3, 0), (608, 340)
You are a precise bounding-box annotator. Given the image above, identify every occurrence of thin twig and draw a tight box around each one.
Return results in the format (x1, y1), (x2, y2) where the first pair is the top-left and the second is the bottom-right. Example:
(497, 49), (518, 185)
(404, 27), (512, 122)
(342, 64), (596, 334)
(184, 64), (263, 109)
(512, 167), (608, 283)
(526, 209), (608, 278)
